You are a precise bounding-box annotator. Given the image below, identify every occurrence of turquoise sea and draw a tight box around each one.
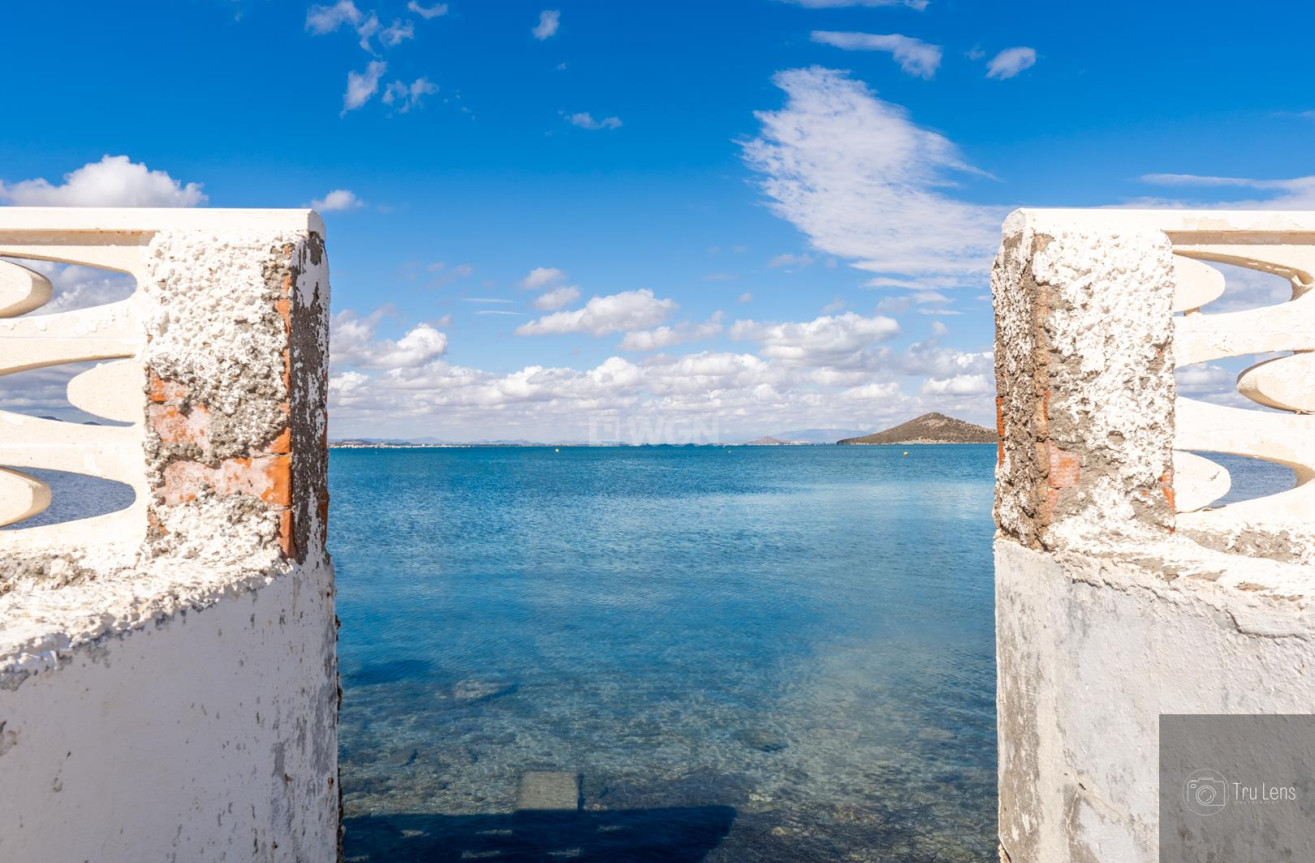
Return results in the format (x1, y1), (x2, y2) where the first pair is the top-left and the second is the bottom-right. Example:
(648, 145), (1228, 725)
(8, 445), (1292, 860)
(332, 445), (999, 862)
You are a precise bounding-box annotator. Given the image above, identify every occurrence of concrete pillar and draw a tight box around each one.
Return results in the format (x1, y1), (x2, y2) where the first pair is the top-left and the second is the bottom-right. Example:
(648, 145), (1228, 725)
(992, 209), (1315, 862)
(0, 209), (338, 861)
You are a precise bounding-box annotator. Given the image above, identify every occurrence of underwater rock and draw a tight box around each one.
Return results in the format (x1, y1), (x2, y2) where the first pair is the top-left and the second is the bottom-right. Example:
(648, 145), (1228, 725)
(734, 729), (789, 753)
(450, 679), (519, 704)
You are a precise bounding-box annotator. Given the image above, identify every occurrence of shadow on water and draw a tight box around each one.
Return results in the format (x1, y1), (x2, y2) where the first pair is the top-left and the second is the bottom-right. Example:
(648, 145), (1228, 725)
(343, 806), (737, 862)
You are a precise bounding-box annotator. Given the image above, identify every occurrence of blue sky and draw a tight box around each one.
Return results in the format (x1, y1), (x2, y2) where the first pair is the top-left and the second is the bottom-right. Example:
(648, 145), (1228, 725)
(2, 0), (1312, 441)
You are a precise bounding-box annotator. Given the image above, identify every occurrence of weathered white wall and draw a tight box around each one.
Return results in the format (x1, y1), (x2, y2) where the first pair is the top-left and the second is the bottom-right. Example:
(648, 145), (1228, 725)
(0, 210), (337, 862)
(0, 557), (337, 862)
(996, 540), (1315, 863)
(992, 209), (1315, 862)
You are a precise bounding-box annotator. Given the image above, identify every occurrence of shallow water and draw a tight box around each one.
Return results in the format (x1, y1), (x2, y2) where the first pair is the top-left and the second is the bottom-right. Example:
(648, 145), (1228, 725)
(332, 446), (1000, 862)
(7, 445), (1292, 859)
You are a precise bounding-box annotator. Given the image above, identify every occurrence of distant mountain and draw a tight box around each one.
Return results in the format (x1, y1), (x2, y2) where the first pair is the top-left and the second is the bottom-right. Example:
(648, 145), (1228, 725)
(739, 435), (808, 446)
(771, 428), (870, 444)
(837, 413), (996, 445)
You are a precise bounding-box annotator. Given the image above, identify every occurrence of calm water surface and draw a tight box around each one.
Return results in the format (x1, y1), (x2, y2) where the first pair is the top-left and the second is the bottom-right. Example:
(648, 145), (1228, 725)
(332, 446), (999, 862)
(6, 446), (1295, 860)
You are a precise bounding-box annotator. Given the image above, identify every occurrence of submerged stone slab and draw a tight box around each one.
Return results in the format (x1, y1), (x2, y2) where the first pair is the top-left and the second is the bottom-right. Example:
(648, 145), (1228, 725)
(516, 771), (580, 812)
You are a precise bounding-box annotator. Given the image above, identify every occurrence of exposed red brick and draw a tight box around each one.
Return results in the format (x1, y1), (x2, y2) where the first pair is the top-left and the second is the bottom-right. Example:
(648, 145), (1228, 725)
(1046, 442), (1081, 489)
(148, 372), (188, 404)
(264, 427), (293, 455)
(279, 509), (297, 559)
(1161, 468), (1175, 531)
(148, 403), (212, 447)
(261, 455), (292, 506)
(158, 455), (290, 506)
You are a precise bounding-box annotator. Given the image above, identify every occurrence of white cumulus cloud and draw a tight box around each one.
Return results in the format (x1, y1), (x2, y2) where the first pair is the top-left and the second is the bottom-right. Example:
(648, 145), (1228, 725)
(0, 155), (206, 207)
(618, 314), (724, 352)
(811, 32), (942, 79)
(731, 312), (900, 368)
(920, 374), (990, 395)
(332, 309), (448, 370)
(520, 267), (568, 289)
(517, 289), (677, 336)
(311, 189), (365, 212)
(534, 285), (582, 310)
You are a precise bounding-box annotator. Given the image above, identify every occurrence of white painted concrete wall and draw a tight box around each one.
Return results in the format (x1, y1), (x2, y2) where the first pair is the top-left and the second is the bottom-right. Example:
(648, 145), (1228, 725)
(992, 209), (1315, 862)
(996, 541), (1315, 863)
(0, 558), (338, 863)
(0, 209), (337, 861)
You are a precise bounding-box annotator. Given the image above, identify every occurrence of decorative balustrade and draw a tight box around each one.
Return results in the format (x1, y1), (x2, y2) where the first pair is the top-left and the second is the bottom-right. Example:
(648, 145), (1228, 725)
(993, 209), (1315, 560)
(1169, 218), (1315, 550)
(0, 210), (338, 862)
(0, 209), (330, 573)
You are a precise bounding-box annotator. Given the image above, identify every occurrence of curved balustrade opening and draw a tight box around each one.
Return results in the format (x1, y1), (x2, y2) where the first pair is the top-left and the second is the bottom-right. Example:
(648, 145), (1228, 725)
(1169, 235), (1314, 541)
(1182, 452), (1297, 509)
(0, 257), (136, 316)
(0, 467), (135, 530)
(0, 234), (149, 547)
(0, 360), (136, 426)
(1173, 261), (1293, 315)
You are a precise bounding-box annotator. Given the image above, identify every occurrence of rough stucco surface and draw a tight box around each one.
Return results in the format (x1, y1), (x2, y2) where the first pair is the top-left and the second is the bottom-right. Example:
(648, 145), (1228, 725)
(993, 210), (1176, 551)
(0, 558), (338, 863)
(0, 230), (331, 679)
(992, 209), (1315, 863)
(0, 216), (336, 861)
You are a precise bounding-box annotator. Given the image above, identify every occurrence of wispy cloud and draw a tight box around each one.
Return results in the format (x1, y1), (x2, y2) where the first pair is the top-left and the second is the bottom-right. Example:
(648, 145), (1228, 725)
(517, 289), (676, 336)
(307, 0), (381, 52)
(311, 189), (365, 211)
(1137, 172), (1315, 208)
(768, 253), (814, 268)
(306, 0), (363, 34)
(741, 66), (1001, 278)
(379, 19), (415, 47)
(533, 9), (560, 40)
(383, 77), (438, 112)
(777, 0), (928, 9)
(986, 47), (1036, 80)
(308, 1), (419, 52)
(810, 31), (942, 79)
(406, 1), (448, 19)
(565, 112), (622, 131)
(343, 60), (387, 114)
(0, 155), (206, 207)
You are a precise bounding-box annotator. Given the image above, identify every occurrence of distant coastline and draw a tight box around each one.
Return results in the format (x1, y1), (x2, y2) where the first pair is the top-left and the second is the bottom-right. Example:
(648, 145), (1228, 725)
(331, 412), (998, 449)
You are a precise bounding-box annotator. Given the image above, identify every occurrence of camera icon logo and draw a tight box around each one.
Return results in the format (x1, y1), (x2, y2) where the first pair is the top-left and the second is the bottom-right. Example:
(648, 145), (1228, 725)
(1183, 769), (1228, 817)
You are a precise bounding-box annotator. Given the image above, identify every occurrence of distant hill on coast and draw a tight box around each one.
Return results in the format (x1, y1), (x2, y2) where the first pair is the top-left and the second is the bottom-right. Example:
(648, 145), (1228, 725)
(837, 413), (996, 445)
(738, 435), (808, 446)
